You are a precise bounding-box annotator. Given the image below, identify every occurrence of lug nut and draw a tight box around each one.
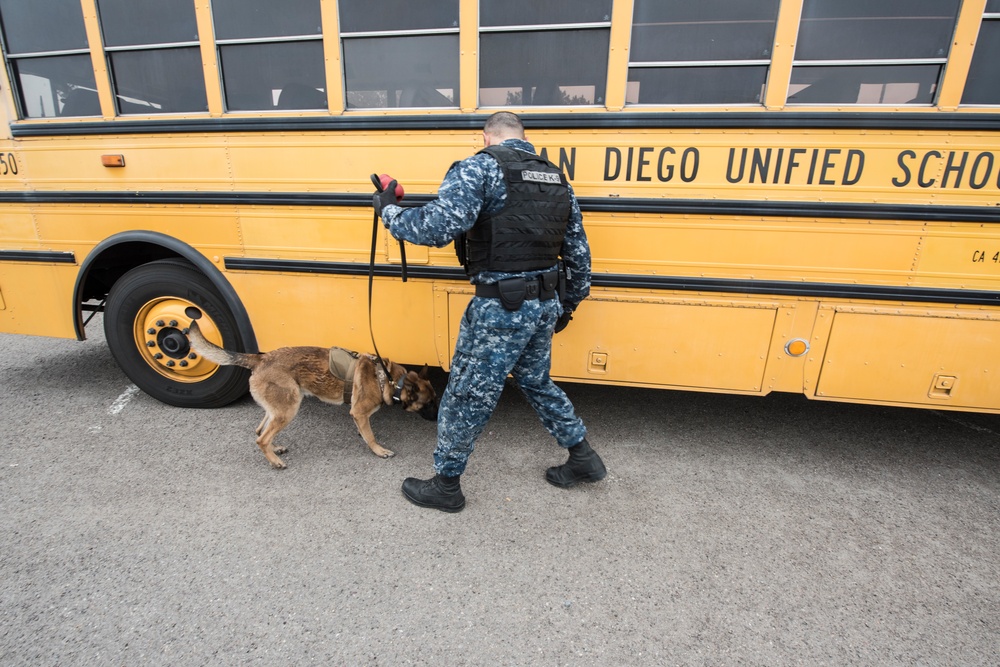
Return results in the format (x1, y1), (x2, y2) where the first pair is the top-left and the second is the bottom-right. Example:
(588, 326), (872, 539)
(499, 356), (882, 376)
(180, 360), (188, 367)
(155, 320), (164, 327)
(188, 353), (197, 359)
(147, 328), (156, 334)
(146, 341), (156, 347)
(169, 320), (177, 327)
(154, 353), (163, 359)
(166, 361), (175, 367)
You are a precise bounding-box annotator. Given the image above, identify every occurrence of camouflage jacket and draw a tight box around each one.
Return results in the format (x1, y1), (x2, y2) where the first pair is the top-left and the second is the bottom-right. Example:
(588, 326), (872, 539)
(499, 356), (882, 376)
(381, 138), (591, 312)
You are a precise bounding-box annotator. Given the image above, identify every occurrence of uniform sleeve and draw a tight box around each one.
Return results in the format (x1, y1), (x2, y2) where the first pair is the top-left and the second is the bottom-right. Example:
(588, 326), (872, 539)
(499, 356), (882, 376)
(561, 184), (592, 311)
(382, 157), (490, 248)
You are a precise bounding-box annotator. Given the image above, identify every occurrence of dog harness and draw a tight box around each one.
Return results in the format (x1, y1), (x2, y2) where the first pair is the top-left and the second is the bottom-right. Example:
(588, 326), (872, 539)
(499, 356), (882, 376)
(328, 347), (404, 406)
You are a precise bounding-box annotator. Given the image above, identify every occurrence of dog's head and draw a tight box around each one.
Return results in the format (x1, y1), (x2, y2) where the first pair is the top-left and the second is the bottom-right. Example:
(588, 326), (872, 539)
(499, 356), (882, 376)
(401, 364), (439, 421)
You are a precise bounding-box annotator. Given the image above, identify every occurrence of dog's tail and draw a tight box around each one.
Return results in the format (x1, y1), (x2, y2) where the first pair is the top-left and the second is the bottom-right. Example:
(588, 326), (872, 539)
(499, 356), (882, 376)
(187, 320), (260, 370)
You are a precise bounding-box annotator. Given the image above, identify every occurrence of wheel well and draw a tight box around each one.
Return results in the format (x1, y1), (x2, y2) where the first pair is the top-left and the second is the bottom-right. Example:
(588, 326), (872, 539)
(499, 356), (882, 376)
(79, 241), (181, 307)
(74, 232), (258, 353)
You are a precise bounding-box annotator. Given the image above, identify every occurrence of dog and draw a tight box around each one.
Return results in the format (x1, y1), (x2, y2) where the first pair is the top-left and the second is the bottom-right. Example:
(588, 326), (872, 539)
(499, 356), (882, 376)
(186, 320), (438, 468)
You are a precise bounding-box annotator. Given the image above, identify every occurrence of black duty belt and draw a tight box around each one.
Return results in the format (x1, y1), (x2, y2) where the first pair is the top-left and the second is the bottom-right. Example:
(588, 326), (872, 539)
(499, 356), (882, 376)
(475, 269), (559, 311)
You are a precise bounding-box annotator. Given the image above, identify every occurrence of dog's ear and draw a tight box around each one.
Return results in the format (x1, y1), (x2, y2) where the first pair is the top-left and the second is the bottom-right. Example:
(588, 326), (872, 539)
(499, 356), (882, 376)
(418, 364), (430, 379)
(403, 370), (419, 389)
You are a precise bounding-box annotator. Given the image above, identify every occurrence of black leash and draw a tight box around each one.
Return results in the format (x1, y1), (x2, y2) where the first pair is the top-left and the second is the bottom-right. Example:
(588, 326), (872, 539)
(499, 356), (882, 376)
(368, 174), (408, 393)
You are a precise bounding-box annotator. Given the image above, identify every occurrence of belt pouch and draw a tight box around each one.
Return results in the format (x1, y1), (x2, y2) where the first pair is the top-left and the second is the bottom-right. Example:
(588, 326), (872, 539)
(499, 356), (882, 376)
(497, 277), (526, 311)
(541, 269), (558, 299)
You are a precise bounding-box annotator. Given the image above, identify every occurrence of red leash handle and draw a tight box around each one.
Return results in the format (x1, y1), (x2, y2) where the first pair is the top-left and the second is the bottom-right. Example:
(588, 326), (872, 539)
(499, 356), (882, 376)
(370, 173), (407, 282)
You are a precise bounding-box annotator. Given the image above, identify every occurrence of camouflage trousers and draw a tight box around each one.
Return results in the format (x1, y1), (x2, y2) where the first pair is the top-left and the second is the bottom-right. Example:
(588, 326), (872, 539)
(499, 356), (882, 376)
(433, 296), (587, 477)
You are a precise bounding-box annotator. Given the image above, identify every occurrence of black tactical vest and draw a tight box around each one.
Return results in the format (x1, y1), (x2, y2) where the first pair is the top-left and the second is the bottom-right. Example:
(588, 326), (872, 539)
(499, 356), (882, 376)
(455, 146), (572, 275)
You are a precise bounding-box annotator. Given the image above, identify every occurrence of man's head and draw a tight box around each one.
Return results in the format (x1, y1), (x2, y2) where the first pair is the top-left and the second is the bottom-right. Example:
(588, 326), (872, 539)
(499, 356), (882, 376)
(483, 111), (525, 147)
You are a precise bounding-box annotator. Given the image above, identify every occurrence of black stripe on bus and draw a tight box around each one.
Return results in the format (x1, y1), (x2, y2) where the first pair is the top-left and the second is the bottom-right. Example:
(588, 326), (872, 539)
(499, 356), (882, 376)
(10, 111), (1000, 137)
(2, 190), (1000, 223)
(0, 250), (75, 263)
(223, 257), (1000, 307)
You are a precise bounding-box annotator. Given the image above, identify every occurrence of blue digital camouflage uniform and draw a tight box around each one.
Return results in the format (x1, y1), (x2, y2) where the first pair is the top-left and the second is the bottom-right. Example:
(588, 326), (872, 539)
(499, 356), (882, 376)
(381, 138), (591, 477)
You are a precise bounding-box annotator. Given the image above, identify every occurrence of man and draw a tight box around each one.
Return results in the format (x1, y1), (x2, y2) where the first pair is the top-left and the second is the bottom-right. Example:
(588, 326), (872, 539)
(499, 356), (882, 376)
(373, 111), (606, 512)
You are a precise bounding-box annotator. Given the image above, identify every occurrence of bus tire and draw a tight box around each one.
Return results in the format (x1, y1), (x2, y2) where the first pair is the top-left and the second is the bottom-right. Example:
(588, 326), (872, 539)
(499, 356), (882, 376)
(104, 258), (250, 408)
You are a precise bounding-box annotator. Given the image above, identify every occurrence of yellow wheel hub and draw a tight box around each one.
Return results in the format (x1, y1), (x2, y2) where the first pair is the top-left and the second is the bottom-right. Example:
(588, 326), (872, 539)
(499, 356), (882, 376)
(133, 298), (223, 382)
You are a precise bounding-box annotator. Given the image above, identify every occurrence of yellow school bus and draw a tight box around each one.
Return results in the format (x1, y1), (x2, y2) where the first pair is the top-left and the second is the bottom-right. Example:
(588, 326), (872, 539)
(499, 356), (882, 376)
(1, 0), (999, 412)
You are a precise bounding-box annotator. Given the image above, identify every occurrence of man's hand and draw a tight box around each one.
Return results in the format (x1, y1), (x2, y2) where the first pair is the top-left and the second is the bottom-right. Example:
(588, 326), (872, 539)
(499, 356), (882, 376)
(372, 174), (404, 221)
(554, 306), (573, 333)
(373, 180), (400, 218)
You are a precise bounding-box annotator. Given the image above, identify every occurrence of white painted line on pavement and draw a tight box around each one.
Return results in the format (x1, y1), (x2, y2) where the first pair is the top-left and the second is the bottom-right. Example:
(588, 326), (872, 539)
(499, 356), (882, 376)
(108, 384), (140, 416)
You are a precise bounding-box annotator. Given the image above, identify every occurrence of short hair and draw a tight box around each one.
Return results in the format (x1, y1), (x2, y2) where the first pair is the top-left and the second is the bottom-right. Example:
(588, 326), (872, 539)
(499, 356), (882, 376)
(483, 111), (525, 139)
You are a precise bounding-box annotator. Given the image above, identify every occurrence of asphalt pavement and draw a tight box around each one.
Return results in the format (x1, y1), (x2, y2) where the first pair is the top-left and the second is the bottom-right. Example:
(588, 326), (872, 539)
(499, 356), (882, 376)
(1, 318), (998, 666)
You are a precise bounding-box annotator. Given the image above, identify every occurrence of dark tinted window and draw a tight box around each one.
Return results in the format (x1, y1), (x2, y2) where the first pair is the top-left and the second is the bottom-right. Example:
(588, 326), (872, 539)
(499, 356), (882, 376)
(220, 42), (326, 111)
(109, 48), (207, 113)
(480, 0), (611, 27)
(795, 0), (960, 60)
(0, 0), (88, 53)
(631, 0), (779, 62)
(213, 0), (321, 40)
(628, 67), (767, 105)
(343, 35), (458, 108)
(97, 0), (199, 47)
(9, 56), (100, 117)
(0, 0), (99, 118)
(789, 65), (940, 104)
(339, 0), (458, 32)
(962, 21), (1000, 105)
(790, 0), (958, 105)
(480, 29), (608, 106)
(213, 0), (325, 111)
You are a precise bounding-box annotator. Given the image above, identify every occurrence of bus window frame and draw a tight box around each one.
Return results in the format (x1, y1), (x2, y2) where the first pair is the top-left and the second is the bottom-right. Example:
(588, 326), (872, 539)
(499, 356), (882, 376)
(339, 26), (461, 111)
(624, 0), (782, 108)
(478, 21), (612, 109)
(960, 9), (1000, 107)
(787, 0), (962, 107)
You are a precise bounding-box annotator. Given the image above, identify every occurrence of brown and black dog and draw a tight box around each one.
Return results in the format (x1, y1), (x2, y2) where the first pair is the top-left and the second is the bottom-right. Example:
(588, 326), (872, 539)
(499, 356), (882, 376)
(187, 321), (437, 468)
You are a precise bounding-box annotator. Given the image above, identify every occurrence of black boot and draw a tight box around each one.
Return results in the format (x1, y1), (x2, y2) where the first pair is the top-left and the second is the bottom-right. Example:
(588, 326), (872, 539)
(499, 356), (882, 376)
(546, 439), (607, 488)
(402, 474), (465, 512)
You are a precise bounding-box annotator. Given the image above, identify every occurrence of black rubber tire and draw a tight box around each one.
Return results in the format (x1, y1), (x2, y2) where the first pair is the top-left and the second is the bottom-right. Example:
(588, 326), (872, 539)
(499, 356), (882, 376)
(104, 258), (250, 408)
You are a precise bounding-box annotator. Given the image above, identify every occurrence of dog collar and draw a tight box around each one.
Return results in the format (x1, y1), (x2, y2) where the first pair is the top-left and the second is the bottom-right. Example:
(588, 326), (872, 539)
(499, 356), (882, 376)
(392, 376), (405, 404)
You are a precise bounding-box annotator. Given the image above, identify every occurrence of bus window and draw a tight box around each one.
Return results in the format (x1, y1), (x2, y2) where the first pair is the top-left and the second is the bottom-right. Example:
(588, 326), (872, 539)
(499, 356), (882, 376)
(339, 0), (459, 109)
(213, 0), (325, 111)
(789, 0), (960, 105)
(962, 4), (1000, 106)
(97, 0), (207, 114)
(479, 0), (611, 107)
(626, 0), (779, 106)
(0, 0), (100, 118)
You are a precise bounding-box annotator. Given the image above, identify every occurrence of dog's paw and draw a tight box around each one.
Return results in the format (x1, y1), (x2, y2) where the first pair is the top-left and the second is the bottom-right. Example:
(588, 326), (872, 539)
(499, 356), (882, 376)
(269, 458), (287, 469)
(371, 446), (395, 459)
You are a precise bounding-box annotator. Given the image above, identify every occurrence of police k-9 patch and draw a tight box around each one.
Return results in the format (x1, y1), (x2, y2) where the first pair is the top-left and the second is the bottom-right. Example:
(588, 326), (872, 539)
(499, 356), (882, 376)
(520, 170), (562, 184)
